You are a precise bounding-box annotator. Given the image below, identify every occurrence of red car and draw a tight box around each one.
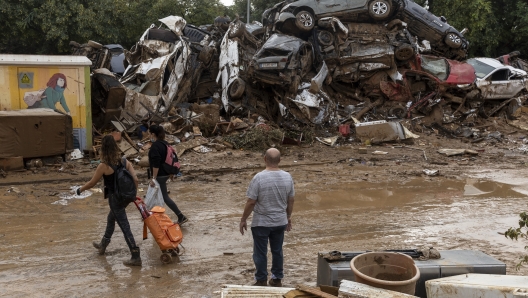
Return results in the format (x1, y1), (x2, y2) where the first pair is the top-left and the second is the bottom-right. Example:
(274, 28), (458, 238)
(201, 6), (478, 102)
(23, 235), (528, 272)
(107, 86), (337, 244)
(380, 55), (476, 102)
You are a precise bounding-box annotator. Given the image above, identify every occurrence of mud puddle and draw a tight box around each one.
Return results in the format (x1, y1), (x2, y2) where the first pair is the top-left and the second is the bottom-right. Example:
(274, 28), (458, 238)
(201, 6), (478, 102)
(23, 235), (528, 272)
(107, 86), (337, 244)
(1, 172), (527, 297)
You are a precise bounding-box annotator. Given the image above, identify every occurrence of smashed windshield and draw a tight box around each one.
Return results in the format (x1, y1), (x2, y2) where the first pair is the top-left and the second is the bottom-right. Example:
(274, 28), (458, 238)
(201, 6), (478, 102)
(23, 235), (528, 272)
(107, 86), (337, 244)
(421, 56), (448, 81)
(467, 58), (496, 79)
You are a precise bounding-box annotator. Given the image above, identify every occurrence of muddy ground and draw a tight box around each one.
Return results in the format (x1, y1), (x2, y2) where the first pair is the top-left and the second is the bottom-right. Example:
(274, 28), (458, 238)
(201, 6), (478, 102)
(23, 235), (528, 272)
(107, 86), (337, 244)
(1, 132), (528, 297)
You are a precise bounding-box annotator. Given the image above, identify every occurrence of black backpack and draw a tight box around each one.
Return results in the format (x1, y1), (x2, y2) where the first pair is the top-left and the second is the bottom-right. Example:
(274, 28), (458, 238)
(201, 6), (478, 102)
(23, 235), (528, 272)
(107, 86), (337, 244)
(111, 157), (137, 204)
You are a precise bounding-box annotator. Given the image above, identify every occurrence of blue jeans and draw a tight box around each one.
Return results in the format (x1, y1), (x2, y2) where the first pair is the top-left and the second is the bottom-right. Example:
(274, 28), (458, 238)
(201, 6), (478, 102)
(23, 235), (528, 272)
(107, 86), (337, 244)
(251, 225), (287, 281)
(103, 194), (137, 251)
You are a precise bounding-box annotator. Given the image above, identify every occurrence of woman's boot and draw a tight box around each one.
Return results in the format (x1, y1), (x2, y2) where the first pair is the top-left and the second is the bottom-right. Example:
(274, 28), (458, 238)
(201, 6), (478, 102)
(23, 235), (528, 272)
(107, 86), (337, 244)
(93, 237), (111, 255)
(123, 247), (142, 266)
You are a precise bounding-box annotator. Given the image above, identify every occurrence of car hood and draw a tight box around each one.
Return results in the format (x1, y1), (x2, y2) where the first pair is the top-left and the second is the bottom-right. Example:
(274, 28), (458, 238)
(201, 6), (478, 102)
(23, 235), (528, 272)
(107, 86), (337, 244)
(255, 34), (305, 58)
(446, 59), (476, 84)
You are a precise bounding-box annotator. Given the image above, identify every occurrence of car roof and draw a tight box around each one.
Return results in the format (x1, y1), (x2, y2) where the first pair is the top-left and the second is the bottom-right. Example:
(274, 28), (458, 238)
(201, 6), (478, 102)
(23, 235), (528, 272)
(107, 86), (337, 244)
(470, 58), (504, 69)
(470, 57), (528, 77)
(104, 44), (124, 50)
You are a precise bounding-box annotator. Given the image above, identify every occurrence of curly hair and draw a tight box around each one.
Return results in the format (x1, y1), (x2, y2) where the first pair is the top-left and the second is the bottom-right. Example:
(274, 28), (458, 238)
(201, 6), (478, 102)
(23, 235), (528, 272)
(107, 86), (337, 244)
(100, 135), (121, 166)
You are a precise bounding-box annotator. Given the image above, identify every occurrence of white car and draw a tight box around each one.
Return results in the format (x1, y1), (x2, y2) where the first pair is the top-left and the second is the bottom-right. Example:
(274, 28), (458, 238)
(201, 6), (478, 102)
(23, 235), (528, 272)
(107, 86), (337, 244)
(466, 57), (528, 100)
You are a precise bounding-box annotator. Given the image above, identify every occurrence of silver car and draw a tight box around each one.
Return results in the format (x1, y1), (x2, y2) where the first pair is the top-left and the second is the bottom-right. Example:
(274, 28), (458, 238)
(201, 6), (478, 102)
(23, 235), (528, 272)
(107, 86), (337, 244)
(264, 0), (395, 32)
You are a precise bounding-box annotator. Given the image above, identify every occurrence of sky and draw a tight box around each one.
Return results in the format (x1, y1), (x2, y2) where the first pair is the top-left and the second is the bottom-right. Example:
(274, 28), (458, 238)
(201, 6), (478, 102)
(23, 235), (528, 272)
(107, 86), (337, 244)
(220, 0), (234, 6)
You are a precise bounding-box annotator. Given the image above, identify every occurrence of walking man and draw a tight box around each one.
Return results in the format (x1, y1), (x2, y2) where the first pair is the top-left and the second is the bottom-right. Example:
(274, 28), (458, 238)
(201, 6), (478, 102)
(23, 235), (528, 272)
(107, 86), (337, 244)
(240, 148), (295, 287)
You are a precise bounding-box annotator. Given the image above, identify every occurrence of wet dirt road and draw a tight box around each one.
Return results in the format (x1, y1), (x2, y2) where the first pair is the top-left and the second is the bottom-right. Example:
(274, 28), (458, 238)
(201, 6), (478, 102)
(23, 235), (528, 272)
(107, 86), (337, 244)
(1, 147), (528, 297)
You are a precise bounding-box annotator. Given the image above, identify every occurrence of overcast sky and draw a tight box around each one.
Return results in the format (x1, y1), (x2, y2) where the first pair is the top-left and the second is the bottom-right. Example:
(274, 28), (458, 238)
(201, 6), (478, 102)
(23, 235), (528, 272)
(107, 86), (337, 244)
(220, 0), (234, 6)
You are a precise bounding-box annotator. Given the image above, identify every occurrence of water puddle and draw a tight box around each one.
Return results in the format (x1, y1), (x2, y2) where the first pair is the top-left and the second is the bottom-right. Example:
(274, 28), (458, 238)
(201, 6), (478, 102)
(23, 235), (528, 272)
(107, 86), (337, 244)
(52, 186), (93, 205)
(295, 178), (526, 211)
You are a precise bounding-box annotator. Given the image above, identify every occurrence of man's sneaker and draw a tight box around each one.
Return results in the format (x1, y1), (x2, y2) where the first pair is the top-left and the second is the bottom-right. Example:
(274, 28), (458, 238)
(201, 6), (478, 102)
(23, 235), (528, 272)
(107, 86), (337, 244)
(177, 214), (188, 225)
(253, 280), (267, 286)
(268, 278), (282, 287)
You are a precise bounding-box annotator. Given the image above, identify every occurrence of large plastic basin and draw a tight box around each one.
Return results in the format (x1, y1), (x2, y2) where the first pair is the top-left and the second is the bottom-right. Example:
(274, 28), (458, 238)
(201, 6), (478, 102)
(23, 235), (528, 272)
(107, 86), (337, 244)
(350, 252), (420, 295)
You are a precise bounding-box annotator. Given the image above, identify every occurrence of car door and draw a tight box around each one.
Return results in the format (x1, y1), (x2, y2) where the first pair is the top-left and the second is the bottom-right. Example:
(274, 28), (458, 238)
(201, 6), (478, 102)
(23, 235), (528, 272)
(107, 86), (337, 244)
(315, 0), (348, 16)
(478, 69), (524, 100)
(315, 0), (366, 16)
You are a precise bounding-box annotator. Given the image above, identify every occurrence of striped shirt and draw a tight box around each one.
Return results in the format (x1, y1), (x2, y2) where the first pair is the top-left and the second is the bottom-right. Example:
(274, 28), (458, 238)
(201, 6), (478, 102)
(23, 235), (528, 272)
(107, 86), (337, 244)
(246, 170), (295, 227)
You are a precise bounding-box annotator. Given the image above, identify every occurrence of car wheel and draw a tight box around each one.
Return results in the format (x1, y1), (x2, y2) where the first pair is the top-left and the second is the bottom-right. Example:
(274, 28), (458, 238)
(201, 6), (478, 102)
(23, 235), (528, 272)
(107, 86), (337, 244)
(386, 19), (403, 31)
(295, 11), (315, 32)
(444, 32), (462, 49)
(369, 0), (391, 21)
(317, 30), (334, 46)
(229, 78), (246, 99)
(395, 44), (415, 61)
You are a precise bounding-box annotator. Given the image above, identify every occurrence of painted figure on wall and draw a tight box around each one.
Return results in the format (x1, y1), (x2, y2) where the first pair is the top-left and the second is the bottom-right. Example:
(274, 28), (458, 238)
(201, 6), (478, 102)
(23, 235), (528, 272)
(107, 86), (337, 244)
(26, 73), (71, 115)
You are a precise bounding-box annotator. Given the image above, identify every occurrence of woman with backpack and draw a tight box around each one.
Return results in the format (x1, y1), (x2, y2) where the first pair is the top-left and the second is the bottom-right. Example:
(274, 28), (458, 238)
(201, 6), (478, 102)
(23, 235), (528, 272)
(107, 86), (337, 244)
(148, 125), (188, 225)
(75, 135), (142, 266)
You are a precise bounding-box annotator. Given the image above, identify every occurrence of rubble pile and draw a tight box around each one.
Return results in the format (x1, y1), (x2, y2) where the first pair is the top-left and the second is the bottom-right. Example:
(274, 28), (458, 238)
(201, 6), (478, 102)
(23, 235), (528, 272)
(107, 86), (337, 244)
(71, 0), (528, 158)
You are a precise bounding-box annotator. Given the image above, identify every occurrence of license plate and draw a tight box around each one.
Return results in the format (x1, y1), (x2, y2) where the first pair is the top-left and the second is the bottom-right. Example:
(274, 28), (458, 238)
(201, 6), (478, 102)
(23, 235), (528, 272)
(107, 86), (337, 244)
(260, 63), (278, 68)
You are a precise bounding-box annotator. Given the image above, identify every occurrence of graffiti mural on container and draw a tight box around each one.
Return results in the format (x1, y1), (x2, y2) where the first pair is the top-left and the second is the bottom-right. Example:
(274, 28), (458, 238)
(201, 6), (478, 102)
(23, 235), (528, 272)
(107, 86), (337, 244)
(24, 73), (71, 115)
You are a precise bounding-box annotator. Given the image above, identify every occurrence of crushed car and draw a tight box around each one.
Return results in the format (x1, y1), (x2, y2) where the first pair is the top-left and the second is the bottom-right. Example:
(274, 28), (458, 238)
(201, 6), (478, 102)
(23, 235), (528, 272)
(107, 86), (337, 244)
(466, 57), (528, 100)
(217, 19), (261, 113)
(120, 16), (191, 117)
(396, 0), (469, 60)
(249, 34), (314, 94)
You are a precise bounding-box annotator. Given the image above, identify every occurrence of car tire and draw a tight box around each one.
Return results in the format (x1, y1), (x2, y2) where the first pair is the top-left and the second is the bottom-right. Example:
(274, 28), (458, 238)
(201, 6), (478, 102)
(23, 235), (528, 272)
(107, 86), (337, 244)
(389, 105), (407, 119)
(386, 19), (403, 31)
(444, 32), (462, 49)
(317, 30), (334, 46)
(295, 11), (315, 32)
(229, 78), (246, 99)
(88, 40), (103, 49)
(395, 44), (415, 61)
(369, 0), (392, 21)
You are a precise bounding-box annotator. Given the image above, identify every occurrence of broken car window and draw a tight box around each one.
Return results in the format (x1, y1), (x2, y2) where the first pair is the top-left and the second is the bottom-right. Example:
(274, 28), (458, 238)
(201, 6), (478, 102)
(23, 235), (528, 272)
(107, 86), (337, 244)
(489, 69), (509, 81)
(467, 58), (496, 79)
(421, 56), (448, 81)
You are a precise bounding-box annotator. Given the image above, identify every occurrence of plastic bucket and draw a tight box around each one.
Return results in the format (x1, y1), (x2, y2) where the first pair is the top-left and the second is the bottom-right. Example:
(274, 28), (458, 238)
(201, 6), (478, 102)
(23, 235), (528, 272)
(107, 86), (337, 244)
(350, 252), (420, 295)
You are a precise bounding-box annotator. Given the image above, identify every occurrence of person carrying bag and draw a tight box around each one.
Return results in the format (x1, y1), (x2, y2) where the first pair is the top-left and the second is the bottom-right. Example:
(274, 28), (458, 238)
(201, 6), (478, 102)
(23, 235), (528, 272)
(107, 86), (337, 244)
(147, 125), (188, 225)
(75, 135), (142, 266)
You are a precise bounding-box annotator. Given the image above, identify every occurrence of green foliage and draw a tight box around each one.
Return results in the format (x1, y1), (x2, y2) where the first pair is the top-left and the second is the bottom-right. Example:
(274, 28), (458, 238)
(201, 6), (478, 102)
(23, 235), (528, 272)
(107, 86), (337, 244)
(416, 0), (528, 57)
(0, 0), (229, 54)
(231, 0), (283, 23)
(2, 0), (528, 58)
(505, 212), (528, 270)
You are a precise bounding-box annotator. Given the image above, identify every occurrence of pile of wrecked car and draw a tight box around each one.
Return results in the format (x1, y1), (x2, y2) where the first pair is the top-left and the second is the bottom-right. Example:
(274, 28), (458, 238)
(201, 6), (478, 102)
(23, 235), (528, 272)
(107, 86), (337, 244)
(68, 0), (528, 159)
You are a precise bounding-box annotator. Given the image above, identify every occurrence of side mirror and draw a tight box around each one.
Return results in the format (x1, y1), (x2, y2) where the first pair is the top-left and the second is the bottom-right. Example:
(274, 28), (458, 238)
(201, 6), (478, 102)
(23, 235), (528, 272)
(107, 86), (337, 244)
(440, 16), (447, 23)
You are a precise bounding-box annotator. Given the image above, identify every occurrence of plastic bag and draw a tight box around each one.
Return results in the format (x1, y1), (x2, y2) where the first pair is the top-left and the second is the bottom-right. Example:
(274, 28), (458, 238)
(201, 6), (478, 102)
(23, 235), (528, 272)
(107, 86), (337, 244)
(145, 180), (164, 210)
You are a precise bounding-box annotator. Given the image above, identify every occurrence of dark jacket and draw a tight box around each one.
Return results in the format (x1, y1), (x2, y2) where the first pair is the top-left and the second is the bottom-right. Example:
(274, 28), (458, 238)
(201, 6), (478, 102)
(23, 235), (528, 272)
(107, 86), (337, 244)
(148, 140), (169, 177)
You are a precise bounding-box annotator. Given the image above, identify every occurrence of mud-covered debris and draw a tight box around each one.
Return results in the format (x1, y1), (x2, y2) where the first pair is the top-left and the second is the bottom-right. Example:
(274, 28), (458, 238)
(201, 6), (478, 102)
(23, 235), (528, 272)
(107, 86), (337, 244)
(72, 10), (528, 154)
(316, 136), (339, 147)
(437, 149), (478, 157)
(418, 247), (441, 260)
(423, 169), (439, 176)
(7, 187), (20, 193)
(355, 120), (418, 143)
